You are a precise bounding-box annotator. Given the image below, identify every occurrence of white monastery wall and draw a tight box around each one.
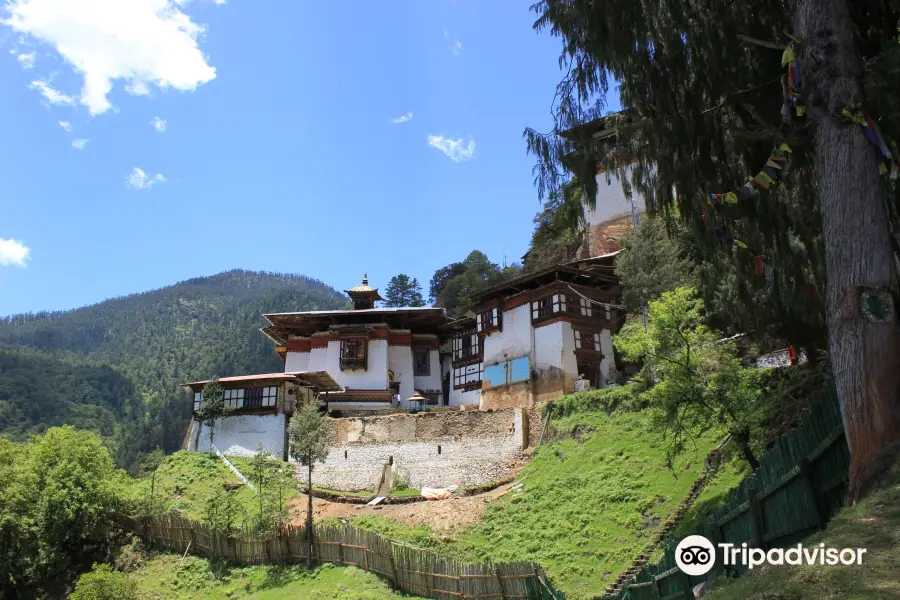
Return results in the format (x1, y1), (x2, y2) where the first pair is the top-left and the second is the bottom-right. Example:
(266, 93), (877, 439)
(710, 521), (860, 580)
(308, 347), (327, 371)
(533, 320), (578, 379)
(448, 387), (481, 407)
(586, 166), (646, 227)
(196, 414), (284, 458)
(413, 349), (442, 393)
(284, 351), (310, 372)
(388, 345), (415, 407)
(324, 339), (389, 389)
(483, 303), (532, 366)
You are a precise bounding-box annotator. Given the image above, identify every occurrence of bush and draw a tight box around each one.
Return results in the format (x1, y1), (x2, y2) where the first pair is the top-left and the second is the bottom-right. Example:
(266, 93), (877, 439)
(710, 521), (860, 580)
(393, 478), (410, 492)
(69, 564), (137, 600)
(548, 384), (640, 418)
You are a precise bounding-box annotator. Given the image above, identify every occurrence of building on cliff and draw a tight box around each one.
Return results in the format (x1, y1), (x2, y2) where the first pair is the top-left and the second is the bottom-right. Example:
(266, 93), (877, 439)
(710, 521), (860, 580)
(442, 253), (623, 411)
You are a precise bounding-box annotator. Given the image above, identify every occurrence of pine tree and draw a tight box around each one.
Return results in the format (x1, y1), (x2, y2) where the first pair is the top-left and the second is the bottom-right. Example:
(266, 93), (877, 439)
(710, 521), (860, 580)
(525, 0), (900, 500)
(287, 400), (331, 568)
(382, 274), (426, 307)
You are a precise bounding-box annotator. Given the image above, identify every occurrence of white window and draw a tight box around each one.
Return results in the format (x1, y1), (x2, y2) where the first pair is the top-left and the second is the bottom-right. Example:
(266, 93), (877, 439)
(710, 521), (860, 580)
(193, 392), (202, 411)
(453, 363), (483, 390)
(262, 386), (277, 407)
(574, 330), (601, 352)
(532, 293), (567, 322)
(580, 297), (593, 317)
(224, 388), (244, 410)
(476, 307), (501, 333)
(452, 331), (481, 362)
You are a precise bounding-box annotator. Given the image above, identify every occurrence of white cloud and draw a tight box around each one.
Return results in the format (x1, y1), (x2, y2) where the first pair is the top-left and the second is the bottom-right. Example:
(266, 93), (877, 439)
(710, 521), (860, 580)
(150, 116), (167, 132)
(443, 30), (462, 55)
(126, 167), (165, 190)
(71, 138), (88, 149)
(29, 79), (75, 105)
(4, 0), (218, 115)
(427, 135), (476, 163)
(58, 119), (71, 131)
(391, 112), (413, 125)
(0, 238), (30, 267)
(16, 51), (35, 68)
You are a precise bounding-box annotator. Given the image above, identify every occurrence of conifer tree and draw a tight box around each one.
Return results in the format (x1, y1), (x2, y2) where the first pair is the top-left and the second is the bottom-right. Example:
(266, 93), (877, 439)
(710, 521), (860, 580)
(525, 0), (900, 500)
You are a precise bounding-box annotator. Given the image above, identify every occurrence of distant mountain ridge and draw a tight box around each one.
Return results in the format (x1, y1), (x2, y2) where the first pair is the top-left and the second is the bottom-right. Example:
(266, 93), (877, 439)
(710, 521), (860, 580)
(0, 269), (349, 472)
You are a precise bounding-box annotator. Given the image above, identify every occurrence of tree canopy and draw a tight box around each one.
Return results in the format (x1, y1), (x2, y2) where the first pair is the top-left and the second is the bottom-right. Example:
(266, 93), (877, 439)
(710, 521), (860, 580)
(382, 274), (426, 307)
(430, 251), (521, 317)
(525, 0), (900, 499)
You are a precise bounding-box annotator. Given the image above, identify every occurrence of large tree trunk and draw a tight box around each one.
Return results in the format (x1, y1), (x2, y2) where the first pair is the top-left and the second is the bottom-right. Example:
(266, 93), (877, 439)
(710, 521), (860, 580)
(794, 0), (900, 502)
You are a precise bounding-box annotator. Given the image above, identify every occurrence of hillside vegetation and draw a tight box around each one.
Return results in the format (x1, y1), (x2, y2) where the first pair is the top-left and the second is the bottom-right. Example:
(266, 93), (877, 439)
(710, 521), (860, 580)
(0, 270), (349, 472)
(352, 406), (739, 600)
(706, 463), (900, 600)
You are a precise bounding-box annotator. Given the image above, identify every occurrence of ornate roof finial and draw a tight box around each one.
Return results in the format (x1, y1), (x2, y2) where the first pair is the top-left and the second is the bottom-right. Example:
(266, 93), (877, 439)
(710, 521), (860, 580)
(362, 273), (368, 285)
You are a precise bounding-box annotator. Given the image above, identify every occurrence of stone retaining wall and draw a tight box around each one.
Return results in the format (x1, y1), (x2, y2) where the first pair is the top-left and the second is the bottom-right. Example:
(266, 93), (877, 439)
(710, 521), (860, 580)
(304, 408), (528, 491)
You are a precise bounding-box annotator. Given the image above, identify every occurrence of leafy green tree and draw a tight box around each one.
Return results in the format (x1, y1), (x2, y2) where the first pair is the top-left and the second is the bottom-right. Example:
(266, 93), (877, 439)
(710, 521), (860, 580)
(138, 448), (165, 515)
(615, 217), (697, 312)
(525, 0), (900, 500)
(202, 488), (242, 537)
(197, 378), (227, 454)
(431, 251), (521, 317)
(249, 443), (272, 528)
(69, 564), (137, 600)
(382, 274), (426, 307)
(429, 262), (467, 305)
(0, 427), (128, 598)
(287, 400), (331, 567)
(523, 178), (588, 272)
(615, 288), (765, 469)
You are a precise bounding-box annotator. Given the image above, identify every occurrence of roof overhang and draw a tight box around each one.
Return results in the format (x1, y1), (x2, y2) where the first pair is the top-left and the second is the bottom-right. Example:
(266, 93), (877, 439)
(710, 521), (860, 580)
(183, 370), (342, 392)
(262, 307), (450, 338)
(470, 262), (618, 305)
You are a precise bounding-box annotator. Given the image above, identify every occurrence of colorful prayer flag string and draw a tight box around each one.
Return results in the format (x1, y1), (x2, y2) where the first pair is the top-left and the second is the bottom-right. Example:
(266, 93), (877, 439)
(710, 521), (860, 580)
(708, 143), (791, 207)
(782, 42), (804, 118)
(842, 108), (900, 180)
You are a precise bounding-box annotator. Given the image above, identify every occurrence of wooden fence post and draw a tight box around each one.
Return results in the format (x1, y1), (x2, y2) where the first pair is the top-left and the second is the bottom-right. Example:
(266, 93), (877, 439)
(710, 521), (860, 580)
(798, 457), (827, 530)
(495, 565), (505, 599)
(747, 487), (766, 550)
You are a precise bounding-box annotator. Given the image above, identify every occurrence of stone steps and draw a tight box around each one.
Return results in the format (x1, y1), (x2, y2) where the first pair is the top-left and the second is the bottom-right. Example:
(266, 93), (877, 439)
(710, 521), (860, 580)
(601, 436), (731, 598)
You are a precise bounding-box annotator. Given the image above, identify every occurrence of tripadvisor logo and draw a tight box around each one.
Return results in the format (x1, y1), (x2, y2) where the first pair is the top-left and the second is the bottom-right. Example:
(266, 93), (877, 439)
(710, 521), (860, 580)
(675, 535), (868, 576)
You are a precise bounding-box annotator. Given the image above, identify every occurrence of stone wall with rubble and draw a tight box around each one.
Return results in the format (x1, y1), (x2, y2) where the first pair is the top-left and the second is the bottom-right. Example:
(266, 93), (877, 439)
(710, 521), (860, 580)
(303, 408), (529, 491)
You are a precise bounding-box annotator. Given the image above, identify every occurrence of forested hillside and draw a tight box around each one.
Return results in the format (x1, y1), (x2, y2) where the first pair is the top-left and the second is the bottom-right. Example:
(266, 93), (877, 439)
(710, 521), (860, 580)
(0, 270), (349, 472)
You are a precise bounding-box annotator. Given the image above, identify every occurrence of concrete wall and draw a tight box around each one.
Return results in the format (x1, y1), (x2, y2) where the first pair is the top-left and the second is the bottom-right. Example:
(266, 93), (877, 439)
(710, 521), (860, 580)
(308, 347), (327, 371)
(305, 408), (527, 490)
(196, 414), (285, 458)
(285, 351), (310, 372)
(586, 166), (646, 227)
(483, 303), (531, 366)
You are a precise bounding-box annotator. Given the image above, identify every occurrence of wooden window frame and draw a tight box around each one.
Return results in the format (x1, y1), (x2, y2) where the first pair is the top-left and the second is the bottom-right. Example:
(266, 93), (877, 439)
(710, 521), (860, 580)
(413, 347), (431, 376)
(451, 330), (482, 365)
(531, 293), (568, 323)
(193, 392), (202, 412)
(476, 306), (502, 334)
(224, 388), (245, 410)
(340, 338), (368, 370)
(574, 329), (602, 352)
(453, 363), (483, 391)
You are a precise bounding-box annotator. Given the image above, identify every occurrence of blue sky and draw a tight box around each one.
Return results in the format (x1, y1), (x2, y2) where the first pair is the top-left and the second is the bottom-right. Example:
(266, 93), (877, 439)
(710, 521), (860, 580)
(0, 0), (618, 316)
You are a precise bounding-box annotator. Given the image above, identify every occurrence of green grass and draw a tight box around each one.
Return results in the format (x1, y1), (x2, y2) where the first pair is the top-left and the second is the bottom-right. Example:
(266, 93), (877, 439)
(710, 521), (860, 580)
(705, 463), (900, 600)
(389, 488), (422, 498)
(351, 410), (727, 600)
(314, 487), (373, 498)
(128, 553), (425, 599)
(128, 451), (299, 520)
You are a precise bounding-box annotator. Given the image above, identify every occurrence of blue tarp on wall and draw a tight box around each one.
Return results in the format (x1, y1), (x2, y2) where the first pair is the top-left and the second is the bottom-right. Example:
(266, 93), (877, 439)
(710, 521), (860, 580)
(483, 356), (530, 388)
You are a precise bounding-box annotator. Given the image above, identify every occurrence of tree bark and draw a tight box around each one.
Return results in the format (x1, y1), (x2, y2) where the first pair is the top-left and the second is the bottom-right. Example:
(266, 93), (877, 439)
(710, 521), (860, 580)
(306, 461), (313, 569)
(794, 0), (900, 502)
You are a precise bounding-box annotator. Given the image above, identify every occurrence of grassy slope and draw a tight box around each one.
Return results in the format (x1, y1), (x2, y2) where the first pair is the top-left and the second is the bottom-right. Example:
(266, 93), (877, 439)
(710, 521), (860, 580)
(705, 465), (900, 600)
(128, 451), (299, 520)
(353, 410), (727, 600)
(129, 554), (424, 599)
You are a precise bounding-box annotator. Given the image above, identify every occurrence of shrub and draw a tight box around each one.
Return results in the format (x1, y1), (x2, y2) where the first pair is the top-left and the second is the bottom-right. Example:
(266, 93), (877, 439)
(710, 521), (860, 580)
(548, 384), (640, 418)
(69, 564), (137, 600)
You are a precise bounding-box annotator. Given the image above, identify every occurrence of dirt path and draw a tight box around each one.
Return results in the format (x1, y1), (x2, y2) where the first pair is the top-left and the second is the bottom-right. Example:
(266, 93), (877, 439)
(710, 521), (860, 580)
(288, 478), (522, 532)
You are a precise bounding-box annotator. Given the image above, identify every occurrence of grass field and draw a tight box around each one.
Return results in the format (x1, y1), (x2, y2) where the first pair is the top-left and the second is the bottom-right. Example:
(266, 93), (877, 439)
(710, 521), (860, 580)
(128, 553), (424, 599)
(706, 463), (900, 600)
(128, 451), (299, 520)
(351, 409), (728, 600)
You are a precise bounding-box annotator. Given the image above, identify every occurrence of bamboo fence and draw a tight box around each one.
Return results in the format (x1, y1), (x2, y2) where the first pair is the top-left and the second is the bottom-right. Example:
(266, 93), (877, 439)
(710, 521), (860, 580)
(117, 514), (558, 600)
(613, 380), (851, 600)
